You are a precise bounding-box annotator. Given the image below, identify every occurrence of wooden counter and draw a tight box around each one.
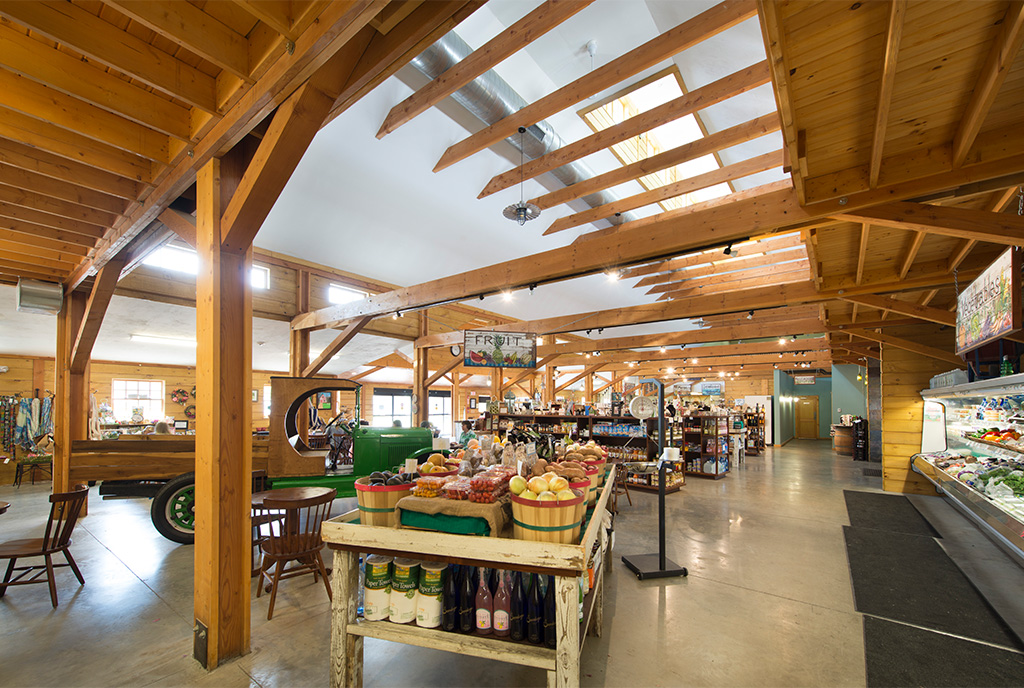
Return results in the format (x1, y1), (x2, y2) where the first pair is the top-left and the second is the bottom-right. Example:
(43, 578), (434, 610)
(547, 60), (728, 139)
(322, 467), (616, 688)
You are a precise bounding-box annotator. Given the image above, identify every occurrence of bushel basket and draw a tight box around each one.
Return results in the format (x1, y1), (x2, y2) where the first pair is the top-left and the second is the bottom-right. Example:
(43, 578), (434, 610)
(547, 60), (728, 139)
(511, 490), (585, 544)
(354, 477), (413, 527)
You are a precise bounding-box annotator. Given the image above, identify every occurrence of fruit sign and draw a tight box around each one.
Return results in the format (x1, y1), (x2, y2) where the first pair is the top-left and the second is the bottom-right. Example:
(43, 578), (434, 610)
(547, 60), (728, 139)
(463, 331), (537, 368)
(956, 248), (1021, 355)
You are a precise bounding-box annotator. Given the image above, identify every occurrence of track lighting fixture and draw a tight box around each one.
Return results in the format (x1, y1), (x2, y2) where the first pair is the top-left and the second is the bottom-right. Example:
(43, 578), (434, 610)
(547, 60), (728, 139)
(724, 244), (733, 256)
(747, 310), (754, 319)
(393, 312), (399, 320)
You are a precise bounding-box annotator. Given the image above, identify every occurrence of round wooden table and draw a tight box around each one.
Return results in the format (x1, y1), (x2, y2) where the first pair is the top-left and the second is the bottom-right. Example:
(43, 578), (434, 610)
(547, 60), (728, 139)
(0, 501), (9, 515)
(251, 486), (335, 581)
(251, 486), (335, 508)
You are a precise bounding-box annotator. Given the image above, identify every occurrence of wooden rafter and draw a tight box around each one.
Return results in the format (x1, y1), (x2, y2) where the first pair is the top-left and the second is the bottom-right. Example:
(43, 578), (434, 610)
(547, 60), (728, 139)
(635, 246), (807, 289)
(869, 0), (906, 188)
(302, 316), (373, 377)
(645, 255), (809, 294)
(377, 0), (594, 137)
(952, 1), (1024, 168)
(0, 139), (141, 200)
(850, 330), (965, 368)
(69, 254), (127, 374)
(544, 150), (783, 235)
(898, 231), (925, 280)
(801, 229), (821, 286)
(531, 113), (780, 211)
(834, 201), (1024, 245)
(840, 295), (954, 327)
(479, 60), (770, 198)
(627, 232), (803, 281)
(501, 354), (560, 392)
(425, 355), (463, 388)
(656, 263), (810, 300)
(555, 363), (605, 393)
(436, 0), (757, 172)
(158, 209), (198, 249)
(856, 223), (869, 285)
(0, 165), (126, 216)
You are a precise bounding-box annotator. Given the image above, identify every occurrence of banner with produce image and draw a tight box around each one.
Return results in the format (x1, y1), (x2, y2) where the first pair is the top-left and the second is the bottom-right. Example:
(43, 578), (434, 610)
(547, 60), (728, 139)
(463, 331), (537, 369)
(956, 248), (1021, 355)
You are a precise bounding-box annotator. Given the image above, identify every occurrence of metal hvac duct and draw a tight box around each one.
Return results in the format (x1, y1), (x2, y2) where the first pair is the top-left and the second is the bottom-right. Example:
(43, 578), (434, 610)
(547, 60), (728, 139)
(410, 32), (638, 224)
(16, 278), (63, 315)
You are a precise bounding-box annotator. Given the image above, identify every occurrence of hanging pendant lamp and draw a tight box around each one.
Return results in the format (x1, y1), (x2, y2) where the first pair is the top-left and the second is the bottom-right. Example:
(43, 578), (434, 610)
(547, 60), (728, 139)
(503, 126), (541, 226)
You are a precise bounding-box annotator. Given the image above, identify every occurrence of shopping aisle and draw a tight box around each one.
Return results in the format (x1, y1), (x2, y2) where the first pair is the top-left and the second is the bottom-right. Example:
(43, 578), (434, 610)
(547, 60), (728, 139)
(0, 444), (937, 686)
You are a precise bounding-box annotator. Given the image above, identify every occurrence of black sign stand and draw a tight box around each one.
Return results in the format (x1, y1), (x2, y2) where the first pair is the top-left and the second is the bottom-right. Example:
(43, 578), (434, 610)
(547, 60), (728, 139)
(621, 378), (688, 580)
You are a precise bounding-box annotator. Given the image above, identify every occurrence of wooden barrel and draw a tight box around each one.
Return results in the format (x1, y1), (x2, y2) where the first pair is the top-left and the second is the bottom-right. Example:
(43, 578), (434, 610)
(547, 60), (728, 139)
(584, 458), (607, 486)
(511, 490), (585, 544)
(833, 426), (854, 456)
(584, 466), (599, 506)
(354, 477), (413, 526)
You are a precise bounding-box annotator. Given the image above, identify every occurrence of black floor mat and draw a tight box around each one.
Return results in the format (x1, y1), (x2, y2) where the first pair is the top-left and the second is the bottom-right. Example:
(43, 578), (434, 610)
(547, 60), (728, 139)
(862, 467), (882, 477)
(864, 616), (1024, 687)
(844, 489), (939, 537)
(844, 526), (1022, 649)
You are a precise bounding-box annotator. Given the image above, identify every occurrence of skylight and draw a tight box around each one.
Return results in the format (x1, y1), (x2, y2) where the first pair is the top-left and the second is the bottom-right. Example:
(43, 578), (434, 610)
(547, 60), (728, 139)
(580, 69), (731, 212)
(329, 283), (368, 305)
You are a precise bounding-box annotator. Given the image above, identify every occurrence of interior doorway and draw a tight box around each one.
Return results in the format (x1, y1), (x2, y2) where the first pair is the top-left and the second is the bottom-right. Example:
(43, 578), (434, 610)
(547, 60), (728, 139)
(795, 396), (819, 439)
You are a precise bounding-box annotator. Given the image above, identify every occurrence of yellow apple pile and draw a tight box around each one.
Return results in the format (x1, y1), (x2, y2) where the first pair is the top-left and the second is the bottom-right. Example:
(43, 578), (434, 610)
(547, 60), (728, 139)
(510, 471), (579, 502)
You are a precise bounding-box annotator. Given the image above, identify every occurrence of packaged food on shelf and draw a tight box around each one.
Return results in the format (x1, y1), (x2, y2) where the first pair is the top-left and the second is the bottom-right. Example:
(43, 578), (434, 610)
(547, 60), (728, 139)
(413, 474), (455, 498)
(470, 471), (510, 503)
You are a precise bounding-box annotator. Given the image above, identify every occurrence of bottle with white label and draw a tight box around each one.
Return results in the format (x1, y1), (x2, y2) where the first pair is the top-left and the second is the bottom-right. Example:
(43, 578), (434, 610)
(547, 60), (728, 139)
(492, 571), (510, 637)
(475, 567), (493, 635)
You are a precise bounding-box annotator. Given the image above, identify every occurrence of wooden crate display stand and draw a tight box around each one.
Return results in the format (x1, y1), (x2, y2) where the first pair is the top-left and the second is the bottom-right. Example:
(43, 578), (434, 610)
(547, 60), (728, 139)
(323, 467), (617, 688)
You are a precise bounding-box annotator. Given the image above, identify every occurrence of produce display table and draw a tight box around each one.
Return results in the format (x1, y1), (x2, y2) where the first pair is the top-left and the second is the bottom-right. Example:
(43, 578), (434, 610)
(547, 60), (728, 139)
(322, 467), (616, 688)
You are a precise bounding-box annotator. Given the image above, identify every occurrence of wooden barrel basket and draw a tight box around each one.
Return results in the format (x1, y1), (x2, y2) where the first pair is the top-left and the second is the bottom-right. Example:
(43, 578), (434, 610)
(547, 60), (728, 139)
(355, 477), (414, 526)
(584, 458), (607, 487)
(584, 466), (599, 506)
(511, 490), (586, 544)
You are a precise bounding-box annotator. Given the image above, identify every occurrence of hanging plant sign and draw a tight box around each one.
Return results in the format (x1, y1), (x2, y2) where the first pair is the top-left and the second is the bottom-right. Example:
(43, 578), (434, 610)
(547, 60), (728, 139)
(956, 248), (1021, 355)
(463, 331), (537, 368)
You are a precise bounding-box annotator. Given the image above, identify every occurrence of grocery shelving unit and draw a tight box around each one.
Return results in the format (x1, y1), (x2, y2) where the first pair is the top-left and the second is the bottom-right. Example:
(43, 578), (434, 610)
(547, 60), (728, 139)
(492, 413), (654, 459)
(744, 410), (766, 455)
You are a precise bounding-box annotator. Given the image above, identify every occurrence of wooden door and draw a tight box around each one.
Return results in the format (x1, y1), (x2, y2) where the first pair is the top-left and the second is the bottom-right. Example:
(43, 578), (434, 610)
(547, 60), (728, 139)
(795, 396), (818, 439)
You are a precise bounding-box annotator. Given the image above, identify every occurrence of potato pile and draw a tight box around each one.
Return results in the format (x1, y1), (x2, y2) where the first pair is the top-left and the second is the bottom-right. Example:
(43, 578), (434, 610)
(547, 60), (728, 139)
(526, 458), (587, 482)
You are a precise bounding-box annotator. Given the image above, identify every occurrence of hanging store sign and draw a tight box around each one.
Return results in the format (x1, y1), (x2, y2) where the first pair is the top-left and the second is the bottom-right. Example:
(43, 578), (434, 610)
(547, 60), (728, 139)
(463, 331), (537, 368)
(956, 248), (1021, 355)
(695, 381), (724, 396)
(794, 375), (816, 385)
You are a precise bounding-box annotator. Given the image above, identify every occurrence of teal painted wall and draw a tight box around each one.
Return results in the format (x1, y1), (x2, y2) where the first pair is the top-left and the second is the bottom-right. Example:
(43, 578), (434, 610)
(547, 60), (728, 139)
(831, 364), (868, 424)
(793, 376), (832, 438)
(774, 371), (832, 441)
(773, 369), (795, 444)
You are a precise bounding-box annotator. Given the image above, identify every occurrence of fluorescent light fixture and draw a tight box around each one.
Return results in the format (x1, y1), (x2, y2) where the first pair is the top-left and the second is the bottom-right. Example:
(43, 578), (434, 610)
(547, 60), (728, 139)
(130, 334), (196, 347)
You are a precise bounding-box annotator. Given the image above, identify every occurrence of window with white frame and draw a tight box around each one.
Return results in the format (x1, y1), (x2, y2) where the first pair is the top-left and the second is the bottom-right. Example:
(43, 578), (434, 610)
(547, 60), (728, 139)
(251, 264), (270, 289)
(372, 389), (412, 428)
(142, 244), (269, 289)
(263, 384), (272, 418)
(111, 379), (165, 422)
(329, 283), (368, 304)
(428, 390), (452, 437)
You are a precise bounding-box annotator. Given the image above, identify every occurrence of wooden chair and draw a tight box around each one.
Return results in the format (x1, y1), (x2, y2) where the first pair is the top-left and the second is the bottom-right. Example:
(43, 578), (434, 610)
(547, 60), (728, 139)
(0, 484), (88, 607)
(250, 470), (283, 578)
(256, 488), (336, 620)
(611, 465), (632, 513)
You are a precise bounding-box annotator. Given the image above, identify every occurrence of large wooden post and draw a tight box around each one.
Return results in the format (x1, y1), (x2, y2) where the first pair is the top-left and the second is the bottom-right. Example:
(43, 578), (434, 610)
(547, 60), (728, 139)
(194, 157), (253, 668)
(543, 364), (555, 407)
(584, 372), (594, 405)
(54, 290), (89, 493)
(412, 312), (429, 426)
(290, 269), (311, 441)
(451, 372), (461, 437)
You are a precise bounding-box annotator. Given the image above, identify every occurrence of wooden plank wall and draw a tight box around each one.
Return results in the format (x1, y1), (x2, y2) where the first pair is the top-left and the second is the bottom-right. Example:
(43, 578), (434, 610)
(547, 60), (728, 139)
(880, 325), (951, 495)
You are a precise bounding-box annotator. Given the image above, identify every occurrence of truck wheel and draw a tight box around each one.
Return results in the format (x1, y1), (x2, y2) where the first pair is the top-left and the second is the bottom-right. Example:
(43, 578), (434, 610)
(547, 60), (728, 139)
(152, 472), (196, 544)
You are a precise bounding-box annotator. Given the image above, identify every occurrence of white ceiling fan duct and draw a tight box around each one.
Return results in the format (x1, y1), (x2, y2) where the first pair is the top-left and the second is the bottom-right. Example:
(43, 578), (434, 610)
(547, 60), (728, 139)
(410, 32), (638, 224)
(16, 278), (63, 315)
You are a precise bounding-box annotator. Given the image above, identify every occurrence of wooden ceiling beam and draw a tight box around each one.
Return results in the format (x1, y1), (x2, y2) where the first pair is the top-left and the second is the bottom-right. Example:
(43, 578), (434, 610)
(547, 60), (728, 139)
(0, 139), (142, 200)
(801, 228), (821, 287)
(898, 230), (925, 280)
(834, 201), (1024, 245)
(348, 366), (384, 382)
(826, 318), (919, 331)
(627, 232), (803, 281)
(948, 188), (1022, 272)
(656, 263), (810, 299)
(850, 330), (964, 368)
(951, 2), (1024, 168)
(0, 255), (68, 278)
(594, 372), (630, 394)
(436, 0), (757, 172)
(0, 245), (76, 271)
(0, 184), (118, 228)
(500, 354), (560, 393)
(479, 60), (771, 198)
(0, 228), (91, 257)
(840, 294), (955, 327)
(425, 355), (464, 388)
(0, 201), (106, 239)
(635, 246), (807, 289)
(544, 149), (783, 235)
(232, 0), (297, 38)
(555, 363), (606, 394)
(107, 0), (251, 80)
(0, 165), (126, 216)
(855, 223), (869, 285)
(377, 0), (594, 138)
(532, 112), (780, 210)
(559, 337), (827, 366)
(0, 0), (218, 113)
(833, 341), (880, 361)
(0, 21), (191, 141)
(0, 69), (169, 164)
(869, 0), (906, 188)
(0, 218), (98, 248)
(158, 209), (198, 249)
(302, 315), (373, 378)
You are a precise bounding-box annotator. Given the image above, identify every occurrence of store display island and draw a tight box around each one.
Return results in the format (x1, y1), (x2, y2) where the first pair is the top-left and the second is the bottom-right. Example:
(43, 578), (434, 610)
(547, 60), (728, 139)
(322, 467), (617, 688)
(913, 374), (1024, 561)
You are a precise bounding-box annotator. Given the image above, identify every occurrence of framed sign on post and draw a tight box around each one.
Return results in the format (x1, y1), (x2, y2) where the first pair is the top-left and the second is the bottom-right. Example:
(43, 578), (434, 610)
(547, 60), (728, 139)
(463, 331), (537, 368)
(956, 248), (1021, 355)
(698, 381), (724, 396)
(794, 375), (816, 385)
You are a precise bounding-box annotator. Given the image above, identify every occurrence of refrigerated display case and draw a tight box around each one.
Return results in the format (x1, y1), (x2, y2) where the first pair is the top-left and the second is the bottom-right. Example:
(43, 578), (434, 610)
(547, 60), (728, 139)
(913, 373), (1024, 561)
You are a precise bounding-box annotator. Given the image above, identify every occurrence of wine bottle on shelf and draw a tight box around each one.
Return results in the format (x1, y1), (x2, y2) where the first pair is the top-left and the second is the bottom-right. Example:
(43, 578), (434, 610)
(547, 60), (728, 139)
(526, 573), (543, 644)
(441, 564), (458, 632)
(475, 567), (493, 636)
(543, 575), (557, 649)
(488, 566), (499, 595)
(459, 566), (475, 634)
(509, 571), (526, 641)
(493, 571), (511, 638)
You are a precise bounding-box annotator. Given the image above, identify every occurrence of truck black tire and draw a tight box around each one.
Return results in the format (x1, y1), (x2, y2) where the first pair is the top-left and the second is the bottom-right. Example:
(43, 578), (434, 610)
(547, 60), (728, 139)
(151, 472), (196, 544)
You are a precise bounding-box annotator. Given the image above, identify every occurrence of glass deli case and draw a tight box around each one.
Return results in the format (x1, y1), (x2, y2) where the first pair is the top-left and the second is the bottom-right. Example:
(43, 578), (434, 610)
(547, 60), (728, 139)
(915, 373), (1024, 561)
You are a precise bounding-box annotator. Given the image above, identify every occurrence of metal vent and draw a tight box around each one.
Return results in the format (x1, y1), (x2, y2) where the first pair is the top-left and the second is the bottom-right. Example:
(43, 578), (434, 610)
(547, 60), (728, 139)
(16, 279), (63, 315)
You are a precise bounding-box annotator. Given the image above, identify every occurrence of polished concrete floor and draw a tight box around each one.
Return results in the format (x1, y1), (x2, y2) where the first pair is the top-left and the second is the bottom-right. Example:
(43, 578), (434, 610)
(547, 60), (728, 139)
(0, 441), (1017, 687)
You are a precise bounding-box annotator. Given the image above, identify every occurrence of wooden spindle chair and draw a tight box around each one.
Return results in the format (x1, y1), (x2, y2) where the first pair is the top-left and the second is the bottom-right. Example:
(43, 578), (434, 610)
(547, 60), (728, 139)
(256, 488), (336, 620)
(0, 484), (88, 607)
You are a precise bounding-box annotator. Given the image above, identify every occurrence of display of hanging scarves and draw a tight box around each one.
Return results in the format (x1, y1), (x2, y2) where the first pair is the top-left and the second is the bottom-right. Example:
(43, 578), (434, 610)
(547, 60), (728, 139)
(39, 395), (53, 436)
(0, 396), (16, 453)
(13, 397), (33, 450)
(28, 396), (40, 439)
